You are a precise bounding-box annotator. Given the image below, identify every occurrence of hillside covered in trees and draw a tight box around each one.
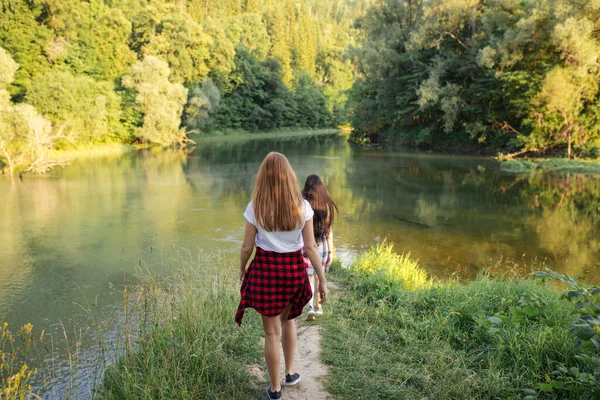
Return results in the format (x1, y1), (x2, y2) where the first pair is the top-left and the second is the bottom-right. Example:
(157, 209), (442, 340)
(0, 0), (367, 174)
(4, 0), (600, 175)
(348, 0), (600, 159)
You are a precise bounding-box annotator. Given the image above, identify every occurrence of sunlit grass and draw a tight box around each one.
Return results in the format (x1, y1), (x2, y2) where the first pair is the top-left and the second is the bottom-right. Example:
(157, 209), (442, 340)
(323, 242), (584, 399)
(347, 241), (432, 302)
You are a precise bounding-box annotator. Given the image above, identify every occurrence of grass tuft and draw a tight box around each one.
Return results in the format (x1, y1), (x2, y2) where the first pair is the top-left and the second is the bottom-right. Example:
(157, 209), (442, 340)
(347, 241), (432, 303)
(500, 160), (537, 173)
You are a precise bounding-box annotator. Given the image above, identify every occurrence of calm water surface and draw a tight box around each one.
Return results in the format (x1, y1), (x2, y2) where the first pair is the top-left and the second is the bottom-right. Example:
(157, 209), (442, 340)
(1, 133), (600, 396)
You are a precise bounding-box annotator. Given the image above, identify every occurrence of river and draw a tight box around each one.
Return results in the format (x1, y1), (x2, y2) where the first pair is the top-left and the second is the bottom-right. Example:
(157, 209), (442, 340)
(1, 132), (599, 397)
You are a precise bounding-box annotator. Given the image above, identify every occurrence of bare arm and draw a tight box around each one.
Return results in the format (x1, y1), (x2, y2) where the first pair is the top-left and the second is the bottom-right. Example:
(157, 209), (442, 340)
(325, 226), (334, 266)
(240, 221), (257, 281)
(302, 218), (328, 302)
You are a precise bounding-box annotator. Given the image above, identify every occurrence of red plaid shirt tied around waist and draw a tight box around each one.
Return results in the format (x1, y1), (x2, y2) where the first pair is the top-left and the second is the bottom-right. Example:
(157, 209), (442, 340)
(235, 247), (312, 326)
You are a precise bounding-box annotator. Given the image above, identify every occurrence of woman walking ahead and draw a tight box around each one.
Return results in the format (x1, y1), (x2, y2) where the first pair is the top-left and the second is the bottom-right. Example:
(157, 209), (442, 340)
(235, 152), (328, 400)
(302, 175), (337, 320)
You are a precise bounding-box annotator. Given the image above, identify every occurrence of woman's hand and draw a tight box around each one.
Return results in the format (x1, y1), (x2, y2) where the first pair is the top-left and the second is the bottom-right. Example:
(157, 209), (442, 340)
(240, 268), (246, 282)
(318, 278), (328, 303)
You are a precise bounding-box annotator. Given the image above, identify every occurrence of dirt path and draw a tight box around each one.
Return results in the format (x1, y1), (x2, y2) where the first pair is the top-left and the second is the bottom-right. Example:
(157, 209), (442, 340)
(278, 281), (338, 399)
(280, 321), (328, 399)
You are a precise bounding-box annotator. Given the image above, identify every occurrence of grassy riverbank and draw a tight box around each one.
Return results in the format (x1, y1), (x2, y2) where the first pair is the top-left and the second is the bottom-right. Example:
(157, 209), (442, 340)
(4, 244), (595, 399)
(500, 158), (600, 174)
(99, 244), (591, 399)
(96, 252), (265, 400)
(2, 128), (342, 175)
(322, 243), (591, 400)
(189, 128), (342, 143)
(46, 143), (141, 162)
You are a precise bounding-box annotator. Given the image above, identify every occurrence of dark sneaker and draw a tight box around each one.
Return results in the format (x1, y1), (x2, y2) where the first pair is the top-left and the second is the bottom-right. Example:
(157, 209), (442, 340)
(266, 386), (281, 399)
(284, 372), (301, 386)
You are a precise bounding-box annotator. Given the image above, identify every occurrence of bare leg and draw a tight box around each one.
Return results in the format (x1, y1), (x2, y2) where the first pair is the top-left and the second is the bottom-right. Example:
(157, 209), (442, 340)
(307, 274), (316, 309)
(262, 313), (283, 391)
(280, 304), (296, 375)
(315, 275), (322, 308)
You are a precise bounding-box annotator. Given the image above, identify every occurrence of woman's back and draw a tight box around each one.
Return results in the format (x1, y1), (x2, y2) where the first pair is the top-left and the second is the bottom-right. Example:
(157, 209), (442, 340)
(244, 200), (314, 253)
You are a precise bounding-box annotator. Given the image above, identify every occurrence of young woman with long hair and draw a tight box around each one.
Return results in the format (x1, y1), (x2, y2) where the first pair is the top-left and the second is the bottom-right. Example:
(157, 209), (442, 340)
(302, 174), (337, 320)
(235, 152), (328, 400)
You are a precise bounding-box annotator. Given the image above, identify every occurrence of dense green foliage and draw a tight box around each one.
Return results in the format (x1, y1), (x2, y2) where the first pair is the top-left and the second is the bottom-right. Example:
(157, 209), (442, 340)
(0, 0), (366, 173)
(348, 0), (600, 158)
(0, 48), (56, 175)
(535, 269), (600, 397)
(323, 243), (592, 399)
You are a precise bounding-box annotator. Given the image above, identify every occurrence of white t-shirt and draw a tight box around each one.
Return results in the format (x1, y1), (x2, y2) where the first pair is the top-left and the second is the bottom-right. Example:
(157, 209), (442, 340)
(244, 200), (314, 253)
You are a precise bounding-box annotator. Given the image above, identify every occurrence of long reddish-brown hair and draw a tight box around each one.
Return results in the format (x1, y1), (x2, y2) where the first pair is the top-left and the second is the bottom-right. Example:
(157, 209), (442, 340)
(252, 152), (304, 232)
(302, 174), (337, 241)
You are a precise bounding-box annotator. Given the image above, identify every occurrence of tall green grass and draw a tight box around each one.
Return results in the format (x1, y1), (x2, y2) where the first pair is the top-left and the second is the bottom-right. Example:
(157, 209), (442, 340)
(348, 242), (432, 297)
(323, 243), (585, 399)
(96, 252), (264, 400)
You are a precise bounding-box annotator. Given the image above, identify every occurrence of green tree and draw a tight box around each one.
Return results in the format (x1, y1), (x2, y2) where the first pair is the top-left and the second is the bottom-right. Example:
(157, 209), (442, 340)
(265, 4), (294, 84)
(0, 48), (55, 175)
(185, 79), (221, 133)
(131, 4), (211, 85)
(293, 71), (332, 128)
(316, 47), (355, 124)
(26, 71), (125, 144)
(215, 45), (298, 130)
(0, 0), (52, 98)
(90, 8), (137, 80)
(293, 7), (317, 75)
(347, 0), (600, 156)
(204, 13), (270, 90)
(122, 56), (188, 145)
(521, 16), (600, 158)
(225, 13), (270, 59)
(0, 0), (367, 160)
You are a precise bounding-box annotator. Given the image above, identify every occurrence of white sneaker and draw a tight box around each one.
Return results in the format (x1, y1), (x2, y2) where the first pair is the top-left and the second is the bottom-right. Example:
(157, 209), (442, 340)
(315, 307), (323, 316)
(307, 307), (316, 321)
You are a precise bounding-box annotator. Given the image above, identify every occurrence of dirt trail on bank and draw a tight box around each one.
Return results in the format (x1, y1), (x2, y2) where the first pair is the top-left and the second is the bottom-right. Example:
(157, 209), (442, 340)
(280, 322), (328, 399)
(278, 281), (338, 399)
(248, 282), (336, 399)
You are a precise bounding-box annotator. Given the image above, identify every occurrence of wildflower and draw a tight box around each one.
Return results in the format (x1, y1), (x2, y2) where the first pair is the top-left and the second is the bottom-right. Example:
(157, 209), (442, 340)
(545, 375), (551, 383)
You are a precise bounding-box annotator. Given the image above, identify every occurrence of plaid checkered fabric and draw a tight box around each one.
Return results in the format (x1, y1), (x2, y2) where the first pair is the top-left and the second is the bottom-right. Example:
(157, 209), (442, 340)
(235, 247), (312, 326)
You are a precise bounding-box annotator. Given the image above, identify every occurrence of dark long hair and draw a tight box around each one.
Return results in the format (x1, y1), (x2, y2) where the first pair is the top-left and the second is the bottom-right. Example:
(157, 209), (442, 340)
(302, 175), (337, 242)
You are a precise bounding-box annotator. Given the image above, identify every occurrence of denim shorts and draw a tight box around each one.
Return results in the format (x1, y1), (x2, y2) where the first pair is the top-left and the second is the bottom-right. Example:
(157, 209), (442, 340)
(304, 240), (328, 276)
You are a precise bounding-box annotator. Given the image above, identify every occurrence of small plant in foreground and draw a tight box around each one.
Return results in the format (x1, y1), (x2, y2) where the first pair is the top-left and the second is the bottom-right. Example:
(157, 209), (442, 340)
(349, 241), (432, 303)
(1, 322), (40, 399)
(535, 268), (600, 397)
